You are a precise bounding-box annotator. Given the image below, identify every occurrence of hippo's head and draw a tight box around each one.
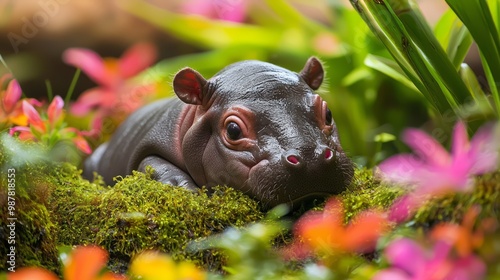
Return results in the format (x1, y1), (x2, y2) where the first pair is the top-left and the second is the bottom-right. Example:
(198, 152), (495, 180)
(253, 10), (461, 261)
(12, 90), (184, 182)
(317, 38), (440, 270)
(173, 57), (354, 208)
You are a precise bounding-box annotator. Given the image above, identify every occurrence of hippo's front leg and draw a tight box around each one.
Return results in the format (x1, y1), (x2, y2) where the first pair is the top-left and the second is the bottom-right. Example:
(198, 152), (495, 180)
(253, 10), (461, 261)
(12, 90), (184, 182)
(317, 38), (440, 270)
(138, 155), (198, 191)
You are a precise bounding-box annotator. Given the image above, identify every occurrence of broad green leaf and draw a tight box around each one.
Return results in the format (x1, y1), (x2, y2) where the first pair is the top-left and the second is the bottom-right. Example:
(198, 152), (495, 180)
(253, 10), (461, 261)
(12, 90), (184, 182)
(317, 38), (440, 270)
(120, 1), (284, 50)
(446, 0), (500, 114)
(350, 0), (454, 114)
(434, 9), (473, 70)
(342, 67), (372, 87)
(364, 54), (418, 92)
(387, 0), (469, 106)
(264, 0), (324, 31)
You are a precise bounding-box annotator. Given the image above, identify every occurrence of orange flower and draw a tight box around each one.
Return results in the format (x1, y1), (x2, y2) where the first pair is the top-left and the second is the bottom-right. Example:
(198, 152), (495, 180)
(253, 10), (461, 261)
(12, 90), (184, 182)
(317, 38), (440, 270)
(8, 246), (125, 280)
(63, 246), (125, 280)
(292, 198), (388, 257)
(8, 267), (58, 280)
(431, 206), (495, 257)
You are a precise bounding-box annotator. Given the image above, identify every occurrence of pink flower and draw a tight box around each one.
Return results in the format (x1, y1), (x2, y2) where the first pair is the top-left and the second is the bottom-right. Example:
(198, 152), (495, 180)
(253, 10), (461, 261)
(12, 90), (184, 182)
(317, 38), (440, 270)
(182, 0), (248, 22)
(63, 42), (157, 119)
(0, 74), (41, 127)
(378, 121), (499, 196)
(10, 96), (92, 154)
(373, 238), (486, 280)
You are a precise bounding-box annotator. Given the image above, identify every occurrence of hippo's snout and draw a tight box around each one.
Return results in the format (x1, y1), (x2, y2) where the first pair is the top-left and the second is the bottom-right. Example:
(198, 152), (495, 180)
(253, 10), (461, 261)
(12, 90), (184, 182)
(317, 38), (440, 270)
(248, 144), (354, 209)
(283, 146), (336, 170)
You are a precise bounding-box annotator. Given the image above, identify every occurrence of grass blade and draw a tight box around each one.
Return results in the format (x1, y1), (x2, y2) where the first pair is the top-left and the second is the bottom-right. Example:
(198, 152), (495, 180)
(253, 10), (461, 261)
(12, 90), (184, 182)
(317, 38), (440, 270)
(434, 9), (473, 70)
(350, 0), (455, 114)
(387, 0), (470, 105)
(65, 68), (80, 107)
(364, 54), (418, 92)
(446, 0), (500, 115)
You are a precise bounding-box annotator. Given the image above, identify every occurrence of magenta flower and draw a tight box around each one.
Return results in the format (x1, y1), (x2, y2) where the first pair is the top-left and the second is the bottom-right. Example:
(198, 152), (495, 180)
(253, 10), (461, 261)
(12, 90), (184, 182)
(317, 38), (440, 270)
(63, 42), (157, 120)
(378, 121), (499, 196)
(10, 96), (92, 154)
(0, 74), (41, 127)
(182, 0), (248, 22)
(373, 238), (486, 280)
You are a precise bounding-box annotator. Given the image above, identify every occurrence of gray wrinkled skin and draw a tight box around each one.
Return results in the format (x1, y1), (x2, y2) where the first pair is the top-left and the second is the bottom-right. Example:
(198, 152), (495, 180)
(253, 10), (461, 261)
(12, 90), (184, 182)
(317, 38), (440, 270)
(84, 57), (354, 208)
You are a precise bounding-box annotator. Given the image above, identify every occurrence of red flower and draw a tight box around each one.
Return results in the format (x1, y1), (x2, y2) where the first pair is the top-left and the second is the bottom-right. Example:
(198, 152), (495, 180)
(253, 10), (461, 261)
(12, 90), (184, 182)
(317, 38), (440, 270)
(0, 74), (41, 127)
(63, 42), (157, 120)
(10, 96), (92, 154)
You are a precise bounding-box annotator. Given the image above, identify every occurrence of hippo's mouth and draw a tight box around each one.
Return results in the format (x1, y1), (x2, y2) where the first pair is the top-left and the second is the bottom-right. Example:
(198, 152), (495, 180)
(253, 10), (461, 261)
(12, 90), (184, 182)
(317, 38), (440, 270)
(244, 157), (352, 209)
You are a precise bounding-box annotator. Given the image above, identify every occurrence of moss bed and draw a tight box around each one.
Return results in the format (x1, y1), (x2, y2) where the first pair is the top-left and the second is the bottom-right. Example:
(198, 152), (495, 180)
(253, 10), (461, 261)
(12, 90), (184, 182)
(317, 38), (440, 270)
(1, 143), (499, 274)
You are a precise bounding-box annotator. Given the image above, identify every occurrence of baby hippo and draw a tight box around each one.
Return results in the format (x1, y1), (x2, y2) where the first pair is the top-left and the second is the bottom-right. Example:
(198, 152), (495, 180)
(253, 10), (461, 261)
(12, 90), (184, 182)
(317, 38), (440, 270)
(84, 57), (354, 208)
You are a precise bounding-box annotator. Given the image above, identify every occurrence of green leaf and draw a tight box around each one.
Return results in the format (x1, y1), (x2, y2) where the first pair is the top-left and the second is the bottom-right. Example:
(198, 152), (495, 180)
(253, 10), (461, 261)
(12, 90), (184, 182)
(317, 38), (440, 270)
(350, 0), (455, 114)
(386, 0), (469, 106)
(459, 64), (488, 103)
(263, 0), (324, 31)
(434, 9), (473, 70)
(446, 0), (500, 115)
(119, 1), (283, 50)
(364, 54), (418, 92)
(374, 133), (396, 143)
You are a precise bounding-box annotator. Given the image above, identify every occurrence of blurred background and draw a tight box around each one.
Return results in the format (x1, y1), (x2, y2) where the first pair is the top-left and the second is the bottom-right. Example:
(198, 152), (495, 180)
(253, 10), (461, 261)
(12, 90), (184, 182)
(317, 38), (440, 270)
(1, 0), (470, 165)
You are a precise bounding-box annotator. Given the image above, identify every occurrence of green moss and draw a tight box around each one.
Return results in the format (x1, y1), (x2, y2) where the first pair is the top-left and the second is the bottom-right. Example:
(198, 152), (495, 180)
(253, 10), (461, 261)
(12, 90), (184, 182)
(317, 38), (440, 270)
(0, 162), (60, 273)
(2, 133), (499, 275)
(46, 166), (264, 272)
(414, 171), (500, 227)
(341, 168), (403, 221)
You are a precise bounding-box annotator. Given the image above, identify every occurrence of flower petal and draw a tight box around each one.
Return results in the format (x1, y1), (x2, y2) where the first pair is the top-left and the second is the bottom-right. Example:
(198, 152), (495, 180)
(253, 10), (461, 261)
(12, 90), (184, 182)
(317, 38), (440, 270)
(63, 48), (107, 85)
(451, 121), (470, 158)
(9, 126), (35, 141)
(70, 88), (113, 116)
(22, 100), (45, 132)
(182, 0), (247, 22)
(4, 79), (22, 112)
(8, 267), (59, 280)
(64, 246), (109, 280)
(344, 210), (388, 253)
(377, 154), (425, 186)
(296, 210), (341, 251)
(73, 135), (92, 154)
(48, 96), (64, 124)
(469, 122), (499, 174)
(431, 224), (472, 257)
(119, 42), (157, 79)
(130, 251), (176, 280)
(372, 269), (410, 280)
(449, 255), (486, 280)
(385, 238), (426, 275)
(388, 194), (421, 223)
(402, 128), (450, 166)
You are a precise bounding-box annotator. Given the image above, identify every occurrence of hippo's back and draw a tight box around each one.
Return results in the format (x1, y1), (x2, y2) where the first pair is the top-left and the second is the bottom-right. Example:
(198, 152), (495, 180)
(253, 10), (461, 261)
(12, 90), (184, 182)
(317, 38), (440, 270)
(83, 98), (185, 185)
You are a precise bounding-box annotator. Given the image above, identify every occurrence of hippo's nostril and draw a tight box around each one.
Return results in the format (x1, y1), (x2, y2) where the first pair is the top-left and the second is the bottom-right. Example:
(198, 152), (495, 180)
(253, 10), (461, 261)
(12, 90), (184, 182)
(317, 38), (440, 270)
(324, 148), (334, 160)
(283, 150), (303, 167)
(287, 155), (300, 165)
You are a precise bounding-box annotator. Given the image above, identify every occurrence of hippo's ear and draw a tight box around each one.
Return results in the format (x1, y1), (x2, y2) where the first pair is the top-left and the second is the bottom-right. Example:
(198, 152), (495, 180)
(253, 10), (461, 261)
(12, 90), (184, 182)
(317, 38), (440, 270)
(173, 68), (207, 105)
(299, 57), (324, 90)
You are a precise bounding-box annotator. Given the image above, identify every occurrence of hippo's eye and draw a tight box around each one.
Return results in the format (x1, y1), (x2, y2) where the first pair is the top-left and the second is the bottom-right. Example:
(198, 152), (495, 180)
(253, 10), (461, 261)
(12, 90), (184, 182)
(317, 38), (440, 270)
(325, 108), (333, 125)
(226, 122), (242, 140)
